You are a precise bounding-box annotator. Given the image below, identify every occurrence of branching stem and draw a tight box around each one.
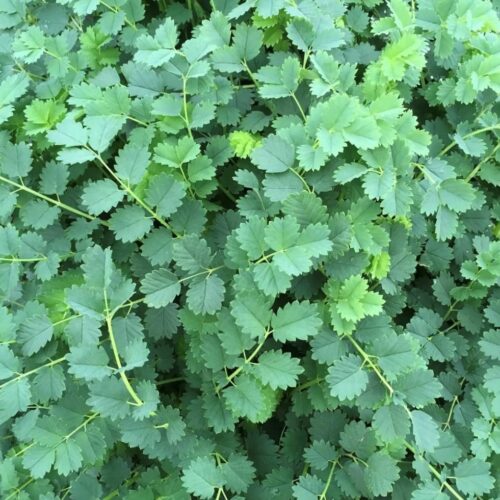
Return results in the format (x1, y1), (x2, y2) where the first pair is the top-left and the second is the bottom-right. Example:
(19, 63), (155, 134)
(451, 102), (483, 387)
(0, 175), (106, 225)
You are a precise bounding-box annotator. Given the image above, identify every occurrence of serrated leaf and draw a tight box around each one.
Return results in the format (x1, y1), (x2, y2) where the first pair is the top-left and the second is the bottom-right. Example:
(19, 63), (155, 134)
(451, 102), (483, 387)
(365, 452), (400, 496)
(140, 269), (181, 308)
(326, 354), (368, 401)
(250, 135), (295, 173)
(254, 350), (303, 389)
(272, 301), (322, 342)
(186, 275), (225, 315)
(182, 457), (223, 499)
(82, 179), (124, 215)
(67, 344), (112, 381)
(109, 206), (153, 242)
(454, 458), (494, 496)
(18, 315), (53, 356)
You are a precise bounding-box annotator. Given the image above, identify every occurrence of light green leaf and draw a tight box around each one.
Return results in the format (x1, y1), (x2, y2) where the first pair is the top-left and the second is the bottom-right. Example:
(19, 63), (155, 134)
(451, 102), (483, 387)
(182, 456), (223, 499)
(81, 179), (124, 215)
(454, 458), (494, 496)
(0, 378), (31, 425)
(253, 350), (304, 389)
(411, 410), (440, 452)
(366, 452), (400, 496)
(186, 275), (225, 315)
(272, 301), (322, 342)
(67, 344), (112, 381)
(140, 269), (181, 308)
(18, 315), (53, 356)
(326, 354), (368, 401)
(109, 206), (153, 242)
(145, 173), (186, 218)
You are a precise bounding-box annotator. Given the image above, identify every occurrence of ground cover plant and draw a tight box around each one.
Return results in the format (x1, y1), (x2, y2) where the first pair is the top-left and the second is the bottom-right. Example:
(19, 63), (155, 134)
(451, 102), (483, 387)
(0, 0), (499, 498)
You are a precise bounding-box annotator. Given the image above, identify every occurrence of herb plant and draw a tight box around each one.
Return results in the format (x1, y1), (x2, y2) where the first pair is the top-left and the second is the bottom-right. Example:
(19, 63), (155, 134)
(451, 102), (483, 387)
(0, 0), (499, 498)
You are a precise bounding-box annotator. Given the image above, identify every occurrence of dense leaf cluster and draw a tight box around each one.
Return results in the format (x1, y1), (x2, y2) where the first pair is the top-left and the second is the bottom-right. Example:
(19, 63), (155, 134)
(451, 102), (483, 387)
(0, 0), (499, 498)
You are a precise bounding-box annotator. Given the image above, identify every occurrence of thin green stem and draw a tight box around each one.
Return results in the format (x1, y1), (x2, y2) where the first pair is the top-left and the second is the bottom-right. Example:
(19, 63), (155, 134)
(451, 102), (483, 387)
(217, 328), (272, 391)
(0, 357), (66, 390)
(440, 321), (459, 335)
(179, 163), (196, 198)
(101, 472), (139, 500)
(52, 314), (83, 328)
(302, 49), (310, 69)
(13, 442), (34, 457)
(347, 336), (394, 396)
(242, 60), (258, 87)
(42, 49), (78, 72)
(0, 256), (46, 263)
(112, 297), (145, 314)
(126, 115), (148, 127)
(254, 250), (281, 264)
(104, 290), (144, 407)
(182, 77), (193, 139)
(66, 413), (99, 440)
(344, 453), (368, 467)
(218, 183), (237, 202)
(319, 460), (338, 499)
(442, 278), (476, 322)
(156, 376), (185, 386)
(14, 413), (98, 463)
(405, 441), (464, 500)
(465, 144), (500, 182)
(93, 152), (179, 236)
(178, 266), (224, 284)
(297, 377), (324, 391)
(290, 92), (307, 121)
(290, 167), (312, 192)
(99, 0), (137, 30)
(443, 396), (459, 430)
(6, 477), (35, 500)
(439, 125), (500, 157)
(112, 267), (224, 315)
(0, 175), (106, 225)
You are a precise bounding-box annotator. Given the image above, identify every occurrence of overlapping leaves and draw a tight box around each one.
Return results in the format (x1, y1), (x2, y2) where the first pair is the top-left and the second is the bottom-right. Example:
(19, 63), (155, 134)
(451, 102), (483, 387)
(0, 0), (498, 499)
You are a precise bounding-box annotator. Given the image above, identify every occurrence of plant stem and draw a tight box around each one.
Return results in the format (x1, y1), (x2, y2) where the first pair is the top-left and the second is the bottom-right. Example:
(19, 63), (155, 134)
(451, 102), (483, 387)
(465, 144), (500, 182)
(217, 328), (272, 391)
(5, 477), (35, 500)
(99, 0), (136, 30)
(0, 357), (66, 390)
(156, 376), (185, 386)
(439, 125), (500, 157)
(182, 77), (193, 139)
(405, 441), (464, 500)
(104, 290), (143, 406)
(290, 92), (307, 121)
(0, 256), (46, 263)
(297, 377), (324, 391)
(290, 167), (312, 192)
(242, 60), (258, 87)
(320, 460), (338, 499)
(93, 152), (179, 236)
(0, 175), (106, 225)
(347, 336), (394, 396)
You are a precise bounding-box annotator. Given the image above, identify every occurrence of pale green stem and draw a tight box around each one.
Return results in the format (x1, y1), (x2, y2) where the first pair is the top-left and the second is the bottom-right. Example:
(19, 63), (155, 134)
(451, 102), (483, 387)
(182, 77), (193, 139)
(0, 175), (106, 225)
(347, 336), (394, 396)
(92, 151), (179, 236)
(405, 441), (464, 500)
(439, 125), (500, 157)
(0, 357), (66, 390)
(290, 92), (307, 121)
(104, 290), (144, 406)
(217, 328), (272, 391)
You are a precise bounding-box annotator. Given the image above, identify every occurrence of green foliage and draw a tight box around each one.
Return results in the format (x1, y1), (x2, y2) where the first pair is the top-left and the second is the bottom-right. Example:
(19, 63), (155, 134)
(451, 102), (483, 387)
(0, 0), (499, 499)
